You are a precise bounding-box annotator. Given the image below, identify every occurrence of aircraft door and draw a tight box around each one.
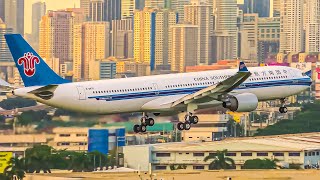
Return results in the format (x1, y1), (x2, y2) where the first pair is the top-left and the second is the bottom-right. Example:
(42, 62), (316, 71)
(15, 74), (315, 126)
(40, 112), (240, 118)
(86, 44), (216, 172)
(76, 86), (86, 100)
(152, 83), (159, 95)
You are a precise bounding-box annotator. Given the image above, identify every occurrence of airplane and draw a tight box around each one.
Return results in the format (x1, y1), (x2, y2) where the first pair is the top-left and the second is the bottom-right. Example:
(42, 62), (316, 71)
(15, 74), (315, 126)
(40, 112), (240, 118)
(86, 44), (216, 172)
(4, 34), (312, 133)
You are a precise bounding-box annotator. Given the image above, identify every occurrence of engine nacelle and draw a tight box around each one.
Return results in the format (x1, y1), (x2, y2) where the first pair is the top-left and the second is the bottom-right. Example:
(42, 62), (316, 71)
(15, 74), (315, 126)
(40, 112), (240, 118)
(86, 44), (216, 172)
(222, 93), (258, 112)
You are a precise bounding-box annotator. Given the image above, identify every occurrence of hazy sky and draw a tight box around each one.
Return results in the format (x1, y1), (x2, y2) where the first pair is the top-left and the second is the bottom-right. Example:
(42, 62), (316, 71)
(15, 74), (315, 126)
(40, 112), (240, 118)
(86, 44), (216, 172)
(24, 0), (80, 34)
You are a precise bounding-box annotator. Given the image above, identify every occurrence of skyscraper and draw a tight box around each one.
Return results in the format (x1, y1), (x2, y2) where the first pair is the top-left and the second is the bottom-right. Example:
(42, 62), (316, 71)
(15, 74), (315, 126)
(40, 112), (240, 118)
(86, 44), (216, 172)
(39, 10), (74, 64)
(239, 0), (271, 17)
(135, 0), (145, 10)
(305, 0), (320, 52)
(0, 18), (13, 62)
(89, 0), (104, 21)
(73, 22), (110, 80)
(111, 19), (133, 58)
(155, 9), (178, 66)
(134, 8), (177, 70)
(104, 0), (121, 22)
(4, 0), (24, 34)
(80, 0), (90, 20)
(257, 17), (280, 63)
(32, 1), (46, 51)
(240, 14), (258, 61)
(279, 0), (304, 53)
(212, 31), (234, 62)
(214, 0), (238, 59)
(184, 0), (213, 65)
(122, 0), (135, 19)
(171, 0), (190, 23)
(145, 0), (165, 8)
(273, 0), (280, 17)
(171, 24), (198, 72)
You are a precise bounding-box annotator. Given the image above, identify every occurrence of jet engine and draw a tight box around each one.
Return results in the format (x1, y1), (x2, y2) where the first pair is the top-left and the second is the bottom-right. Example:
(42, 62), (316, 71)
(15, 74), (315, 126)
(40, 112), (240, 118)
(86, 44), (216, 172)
(222, 93), (258, 112)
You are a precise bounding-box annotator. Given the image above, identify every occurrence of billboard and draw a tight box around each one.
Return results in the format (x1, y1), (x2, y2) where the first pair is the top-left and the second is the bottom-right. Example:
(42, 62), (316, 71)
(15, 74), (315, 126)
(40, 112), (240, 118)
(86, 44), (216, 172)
(88, 129), (109, 155)
(0, 152), (13, 173)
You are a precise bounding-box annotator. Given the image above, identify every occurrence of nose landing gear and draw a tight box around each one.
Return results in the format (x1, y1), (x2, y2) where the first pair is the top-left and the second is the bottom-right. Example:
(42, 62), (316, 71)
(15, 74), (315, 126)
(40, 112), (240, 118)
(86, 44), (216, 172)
(279, 98), (288, 113)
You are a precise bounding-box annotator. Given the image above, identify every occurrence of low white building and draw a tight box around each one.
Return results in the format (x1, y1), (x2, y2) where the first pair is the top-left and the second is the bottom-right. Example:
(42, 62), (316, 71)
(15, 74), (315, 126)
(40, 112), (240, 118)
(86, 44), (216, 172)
(123, 133), (320, 171)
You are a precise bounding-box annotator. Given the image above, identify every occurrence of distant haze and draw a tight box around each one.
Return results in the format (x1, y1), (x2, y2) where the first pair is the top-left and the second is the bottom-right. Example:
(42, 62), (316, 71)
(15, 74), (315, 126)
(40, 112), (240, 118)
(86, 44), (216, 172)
(24, 0), (80, 34)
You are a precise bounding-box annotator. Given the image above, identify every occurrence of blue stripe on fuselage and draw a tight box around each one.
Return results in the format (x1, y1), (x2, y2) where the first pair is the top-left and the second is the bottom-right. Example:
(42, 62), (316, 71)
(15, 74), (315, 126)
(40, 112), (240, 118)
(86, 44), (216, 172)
(88, 78), (312, 101)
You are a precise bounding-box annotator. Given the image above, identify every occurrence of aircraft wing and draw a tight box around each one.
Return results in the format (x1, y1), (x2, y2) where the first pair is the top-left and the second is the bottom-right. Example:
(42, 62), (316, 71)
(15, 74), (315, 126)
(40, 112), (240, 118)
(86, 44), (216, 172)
(171, 62), (251, 107)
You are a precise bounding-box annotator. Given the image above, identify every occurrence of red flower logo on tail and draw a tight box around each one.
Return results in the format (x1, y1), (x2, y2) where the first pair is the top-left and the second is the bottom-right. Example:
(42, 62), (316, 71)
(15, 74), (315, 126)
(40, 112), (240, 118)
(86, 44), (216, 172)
(18, 52), (40, 77)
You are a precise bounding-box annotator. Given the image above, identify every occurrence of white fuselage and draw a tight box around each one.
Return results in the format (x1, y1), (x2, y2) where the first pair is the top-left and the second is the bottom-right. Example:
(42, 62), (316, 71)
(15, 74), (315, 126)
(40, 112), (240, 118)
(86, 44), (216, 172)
(14, 66), (312, 114)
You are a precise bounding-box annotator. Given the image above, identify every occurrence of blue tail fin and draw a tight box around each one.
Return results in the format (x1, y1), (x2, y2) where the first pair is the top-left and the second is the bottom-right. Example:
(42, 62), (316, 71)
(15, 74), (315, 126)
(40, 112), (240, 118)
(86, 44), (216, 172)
(238, 61), (249, 72)
(5, 34), (70, 87)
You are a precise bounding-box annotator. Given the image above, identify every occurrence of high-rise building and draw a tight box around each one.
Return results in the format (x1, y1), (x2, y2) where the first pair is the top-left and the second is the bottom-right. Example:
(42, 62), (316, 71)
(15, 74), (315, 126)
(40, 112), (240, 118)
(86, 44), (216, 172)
(305, 0), (320, 52)
(213, 0), (238, 59)
(257, 17), (280, 63)
(240, 13), (258, 61)
(171, 0), (190, 23)
(239, 0), (271, 17)
(104, 0), (121, 22)
(122, 0), (135, 19)
(171, 24), (198, 72)
(0, 18), (13, 62)
(73, 22), (110, 81)
(185, 0), (213, 65)
(80, 0), (90, 20)
(89, 0), (104, 21)
(155, 9), (178, 66)
(134, 8), (177, 70)
(212, 31), (234, 63)
(135, 0), (145, 10)
(111, 19), (133, 58)
(145, 0), (165, 8)
(32, 1), (46, 51)
(273, 0), (280, 17)
(39, 10), (74, 64)
(4, 0), (24, 34)
(279, 0), (304, 53)
(0, 0), (4, 22)
(89, 59), (116, 80)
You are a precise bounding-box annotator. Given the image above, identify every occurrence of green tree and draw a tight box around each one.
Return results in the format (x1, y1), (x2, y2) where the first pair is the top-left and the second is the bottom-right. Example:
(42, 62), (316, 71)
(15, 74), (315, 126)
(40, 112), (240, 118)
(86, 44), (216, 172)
(204, 149), (235, 170)
(242, 159), (276, 169)
(4, 157), (26, 180)
(68, 152), (93, 172)
(0, 97), (36, 110)
(25, 145), (52, 173)
(17, 110), (49, 126)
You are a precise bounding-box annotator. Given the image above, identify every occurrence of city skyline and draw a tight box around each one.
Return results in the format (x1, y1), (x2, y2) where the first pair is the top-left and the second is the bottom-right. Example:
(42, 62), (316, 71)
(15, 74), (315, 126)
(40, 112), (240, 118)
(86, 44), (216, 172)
(24, 0), (80, 34)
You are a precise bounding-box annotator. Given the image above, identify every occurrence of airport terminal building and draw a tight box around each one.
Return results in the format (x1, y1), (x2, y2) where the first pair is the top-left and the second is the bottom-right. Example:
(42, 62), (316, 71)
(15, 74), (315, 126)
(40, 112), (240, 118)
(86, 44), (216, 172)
(123, 133), (320, 170)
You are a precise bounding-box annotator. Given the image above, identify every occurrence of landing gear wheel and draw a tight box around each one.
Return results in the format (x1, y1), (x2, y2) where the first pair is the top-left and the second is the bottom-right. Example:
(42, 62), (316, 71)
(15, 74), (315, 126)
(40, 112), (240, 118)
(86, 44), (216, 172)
(279, 107), (288, 113)
(184, 122), (191, 130)
(140, 125), (147, 133)
(177, 122), (184, 131)
(133, 124), (140, 133)
(191, 116), (199, 124)
(146, 118), (155, 126)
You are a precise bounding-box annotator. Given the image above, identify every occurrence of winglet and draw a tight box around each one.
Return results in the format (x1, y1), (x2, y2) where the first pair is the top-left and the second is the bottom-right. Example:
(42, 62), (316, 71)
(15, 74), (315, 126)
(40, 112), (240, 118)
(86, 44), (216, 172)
(238, 61), (249, 72)
(304, 70), (312, 78)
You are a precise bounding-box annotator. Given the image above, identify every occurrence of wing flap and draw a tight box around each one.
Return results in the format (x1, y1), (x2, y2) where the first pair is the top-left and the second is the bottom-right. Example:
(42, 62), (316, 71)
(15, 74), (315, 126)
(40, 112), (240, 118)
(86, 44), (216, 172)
(171, 62), (251, 107)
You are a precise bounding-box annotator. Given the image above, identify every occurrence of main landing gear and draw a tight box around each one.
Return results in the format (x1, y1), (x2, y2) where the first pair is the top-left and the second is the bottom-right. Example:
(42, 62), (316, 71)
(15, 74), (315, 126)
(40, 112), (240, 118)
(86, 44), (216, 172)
(133, 113), (155, 133)
(177, 112), (199, 131)
(279, 98), (288, 113)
